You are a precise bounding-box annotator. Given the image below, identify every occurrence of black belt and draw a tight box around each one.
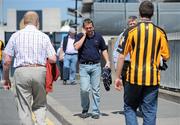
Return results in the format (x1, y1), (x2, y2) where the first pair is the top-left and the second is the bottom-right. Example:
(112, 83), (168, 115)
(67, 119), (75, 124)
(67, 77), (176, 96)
(65, 53), (78, 55)
(81, 61), (99, 65)
(124, 60), (130, 63)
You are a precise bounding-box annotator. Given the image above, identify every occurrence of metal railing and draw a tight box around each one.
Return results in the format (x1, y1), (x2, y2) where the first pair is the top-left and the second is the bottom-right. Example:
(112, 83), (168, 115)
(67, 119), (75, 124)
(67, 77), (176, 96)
(161, 33), (180, 89)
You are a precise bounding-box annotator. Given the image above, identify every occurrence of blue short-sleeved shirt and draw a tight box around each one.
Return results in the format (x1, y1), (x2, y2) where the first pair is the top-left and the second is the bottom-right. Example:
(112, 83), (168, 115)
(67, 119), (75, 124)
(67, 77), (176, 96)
(75, 32), (107, 63)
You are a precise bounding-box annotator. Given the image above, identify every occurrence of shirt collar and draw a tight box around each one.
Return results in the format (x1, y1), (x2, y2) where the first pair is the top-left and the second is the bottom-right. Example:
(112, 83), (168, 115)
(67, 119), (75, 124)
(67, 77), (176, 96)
(25, 25), (37, 30)
(68, 35), (75, 39)
(139, 17), (152, 23)
(87, 31), (95, 38)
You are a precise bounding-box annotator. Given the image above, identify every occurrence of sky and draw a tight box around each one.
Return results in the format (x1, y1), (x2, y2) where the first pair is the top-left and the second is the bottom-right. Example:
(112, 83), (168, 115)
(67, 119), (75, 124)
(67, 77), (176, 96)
(1, 0), (81, 22)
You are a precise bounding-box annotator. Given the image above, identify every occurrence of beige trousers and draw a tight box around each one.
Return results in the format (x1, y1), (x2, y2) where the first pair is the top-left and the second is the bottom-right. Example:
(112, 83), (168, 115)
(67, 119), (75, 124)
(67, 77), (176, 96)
(14, 67), (47, 125)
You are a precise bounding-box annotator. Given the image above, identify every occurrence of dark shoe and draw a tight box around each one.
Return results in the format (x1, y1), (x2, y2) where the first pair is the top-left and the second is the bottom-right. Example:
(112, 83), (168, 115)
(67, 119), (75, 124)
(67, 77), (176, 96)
(82, 110), (88, 114)
(71, 81), (77, 85)
(91, 114), (100, 119)
(80, 110), (89, 119)
(63, 80), (67, 85)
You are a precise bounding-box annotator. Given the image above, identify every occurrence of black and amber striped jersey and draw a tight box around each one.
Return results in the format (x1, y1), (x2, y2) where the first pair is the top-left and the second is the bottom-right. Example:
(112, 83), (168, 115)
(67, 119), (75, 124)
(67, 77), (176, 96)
(117, 22), (170, 86)
(0, 40), (4, 61)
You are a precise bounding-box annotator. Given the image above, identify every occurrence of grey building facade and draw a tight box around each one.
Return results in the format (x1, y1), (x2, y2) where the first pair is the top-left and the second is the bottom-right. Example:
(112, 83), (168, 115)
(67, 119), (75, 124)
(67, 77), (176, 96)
(80, 0), (180, 35)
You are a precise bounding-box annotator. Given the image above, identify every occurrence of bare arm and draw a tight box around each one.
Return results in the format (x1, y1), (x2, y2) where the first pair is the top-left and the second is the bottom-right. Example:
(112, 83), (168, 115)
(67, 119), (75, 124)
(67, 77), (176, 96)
(114, 53), (125, 91)
(3, 53), (12, 89)
(74, 28), (86, 50)
(74, 34), (86, 50)
(116, 54), (125, 79)
(102, 49), (110, 68)
(59, 47), (64, 61)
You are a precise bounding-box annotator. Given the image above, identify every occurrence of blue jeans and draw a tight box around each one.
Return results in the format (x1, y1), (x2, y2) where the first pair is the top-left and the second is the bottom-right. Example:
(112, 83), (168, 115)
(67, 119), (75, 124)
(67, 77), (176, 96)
(79, 63), (101, 115)
(63, 54), (78, 82)
(124, 82), (159, 125)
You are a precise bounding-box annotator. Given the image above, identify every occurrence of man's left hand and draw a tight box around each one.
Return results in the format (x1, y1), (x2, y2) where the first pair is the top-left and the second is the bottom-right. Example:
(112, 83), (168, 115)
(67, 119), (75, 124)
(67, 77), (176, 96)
(105, 61), (110, 68)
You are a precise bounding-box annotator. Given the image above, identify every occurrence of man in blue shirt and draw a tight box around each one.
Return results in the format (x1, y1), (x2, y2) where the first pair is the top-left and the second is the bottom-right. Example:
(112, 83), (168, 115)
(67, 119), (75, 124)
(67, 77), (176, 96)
(74, 18), (110, 119)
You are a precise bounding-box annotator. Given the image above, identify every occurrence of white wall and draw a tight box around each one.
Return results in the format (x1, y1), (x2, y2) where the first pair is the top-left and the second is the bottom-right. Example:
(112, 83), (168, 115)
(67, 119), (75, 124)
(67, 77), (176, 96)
(43, 8), (61, 32)
(0, 29), (5, 42)
(6, 9), (16, 31)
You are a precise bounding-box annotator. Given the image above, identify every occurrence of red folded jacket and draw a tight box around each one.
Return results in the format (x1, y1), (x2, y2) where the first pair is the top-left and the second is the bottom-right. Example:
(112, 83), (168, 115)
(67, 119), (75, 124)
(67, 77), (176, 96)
(46, 61), (60, 93)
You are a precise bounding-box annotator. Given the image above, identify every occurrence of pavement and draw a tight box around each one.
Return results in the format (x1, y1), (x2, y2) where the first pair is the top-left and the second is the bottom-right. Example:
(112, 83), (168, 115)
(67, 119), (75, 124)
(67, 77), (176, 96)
(0, 81), (61, 125)
(0, 88), (20, 125)
(47, 79), (180, 125)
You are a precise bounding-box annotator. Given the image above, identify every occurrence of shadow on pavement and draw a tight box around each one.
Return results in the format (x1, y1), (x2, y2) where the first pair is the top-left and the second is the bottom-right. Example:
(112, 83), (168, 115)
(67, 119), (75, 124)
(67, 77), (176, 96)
(111, 110), (143, 118)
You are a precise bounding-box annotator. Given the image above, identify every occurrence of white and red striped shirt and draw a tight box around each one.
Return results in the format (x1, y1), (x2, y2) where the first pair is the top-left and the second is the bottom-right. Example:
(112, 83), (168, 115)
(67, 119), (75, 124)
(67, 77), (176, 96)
(4, 25), (56, 68)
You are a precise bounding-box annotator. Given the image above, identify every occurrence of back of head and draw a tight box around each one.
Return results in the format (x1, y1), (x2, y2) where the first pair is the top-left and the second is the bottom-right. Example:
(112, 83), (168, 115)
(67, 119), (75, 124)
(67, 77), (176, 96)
(24, 11), (39, 27)
(139, 0), (154, 19)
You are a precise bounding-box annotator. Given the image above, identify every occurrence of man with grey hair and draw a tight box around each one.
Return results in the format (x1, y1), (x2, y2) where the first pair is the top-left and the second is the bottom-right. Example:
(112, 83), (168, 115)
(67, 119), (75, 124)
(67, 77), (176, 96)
(3, 11), (56, 125)
(59, 27), (78, 85)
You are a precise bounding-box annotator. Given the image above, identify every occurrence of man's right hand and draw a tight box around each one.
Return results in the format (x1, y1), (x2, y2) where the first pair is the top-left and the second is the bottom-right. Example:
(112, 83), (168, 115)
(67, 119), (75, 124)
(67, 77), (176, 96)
(114, 78), (123, 91)
(3, 79), (11, 90)
(59, 54), (64, 61)
(82, 28), (87, 36)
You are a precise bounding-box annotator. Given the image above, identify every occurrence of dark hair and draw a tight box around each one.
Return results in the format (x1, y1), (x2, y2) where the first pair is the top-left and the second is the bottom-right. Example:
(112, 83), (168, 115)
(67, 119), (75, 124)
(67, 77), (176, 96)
(139, 0), (154, 18)
(83, 18), (94, 27)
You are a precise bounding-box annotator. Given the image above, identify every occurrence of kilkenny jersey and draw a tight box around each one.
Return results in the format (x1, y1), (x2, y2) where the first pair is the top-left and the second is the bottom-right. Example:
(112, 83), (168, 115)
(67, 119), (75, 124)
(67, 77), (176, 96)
(0, 40), (4, 61)
(117, 22), (170, 86)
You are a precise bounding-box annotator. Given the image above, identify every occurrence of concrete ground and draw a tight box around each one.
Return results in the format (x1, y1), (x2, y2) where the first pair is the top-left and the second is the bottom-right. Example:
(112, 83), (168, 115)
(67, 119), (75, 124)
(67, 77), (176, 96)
(47, 79), (180, 125)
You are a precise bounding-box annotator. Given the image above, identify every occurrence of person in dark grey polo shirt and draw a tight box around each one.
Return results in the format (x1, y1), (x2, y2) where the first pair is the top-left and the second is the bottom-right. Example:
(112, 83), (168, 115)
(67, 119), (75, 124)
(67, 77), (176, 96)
(74, 18), (110, 119)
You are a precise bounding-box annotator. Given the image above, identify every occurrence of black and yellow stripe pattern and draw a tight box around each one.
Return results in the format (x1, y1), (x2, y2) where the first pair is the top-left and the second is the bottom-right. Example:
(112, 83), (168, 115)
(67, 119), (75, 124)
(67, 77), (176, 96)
(117, 22), (170, 86)
(0, 40), (4, 61)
